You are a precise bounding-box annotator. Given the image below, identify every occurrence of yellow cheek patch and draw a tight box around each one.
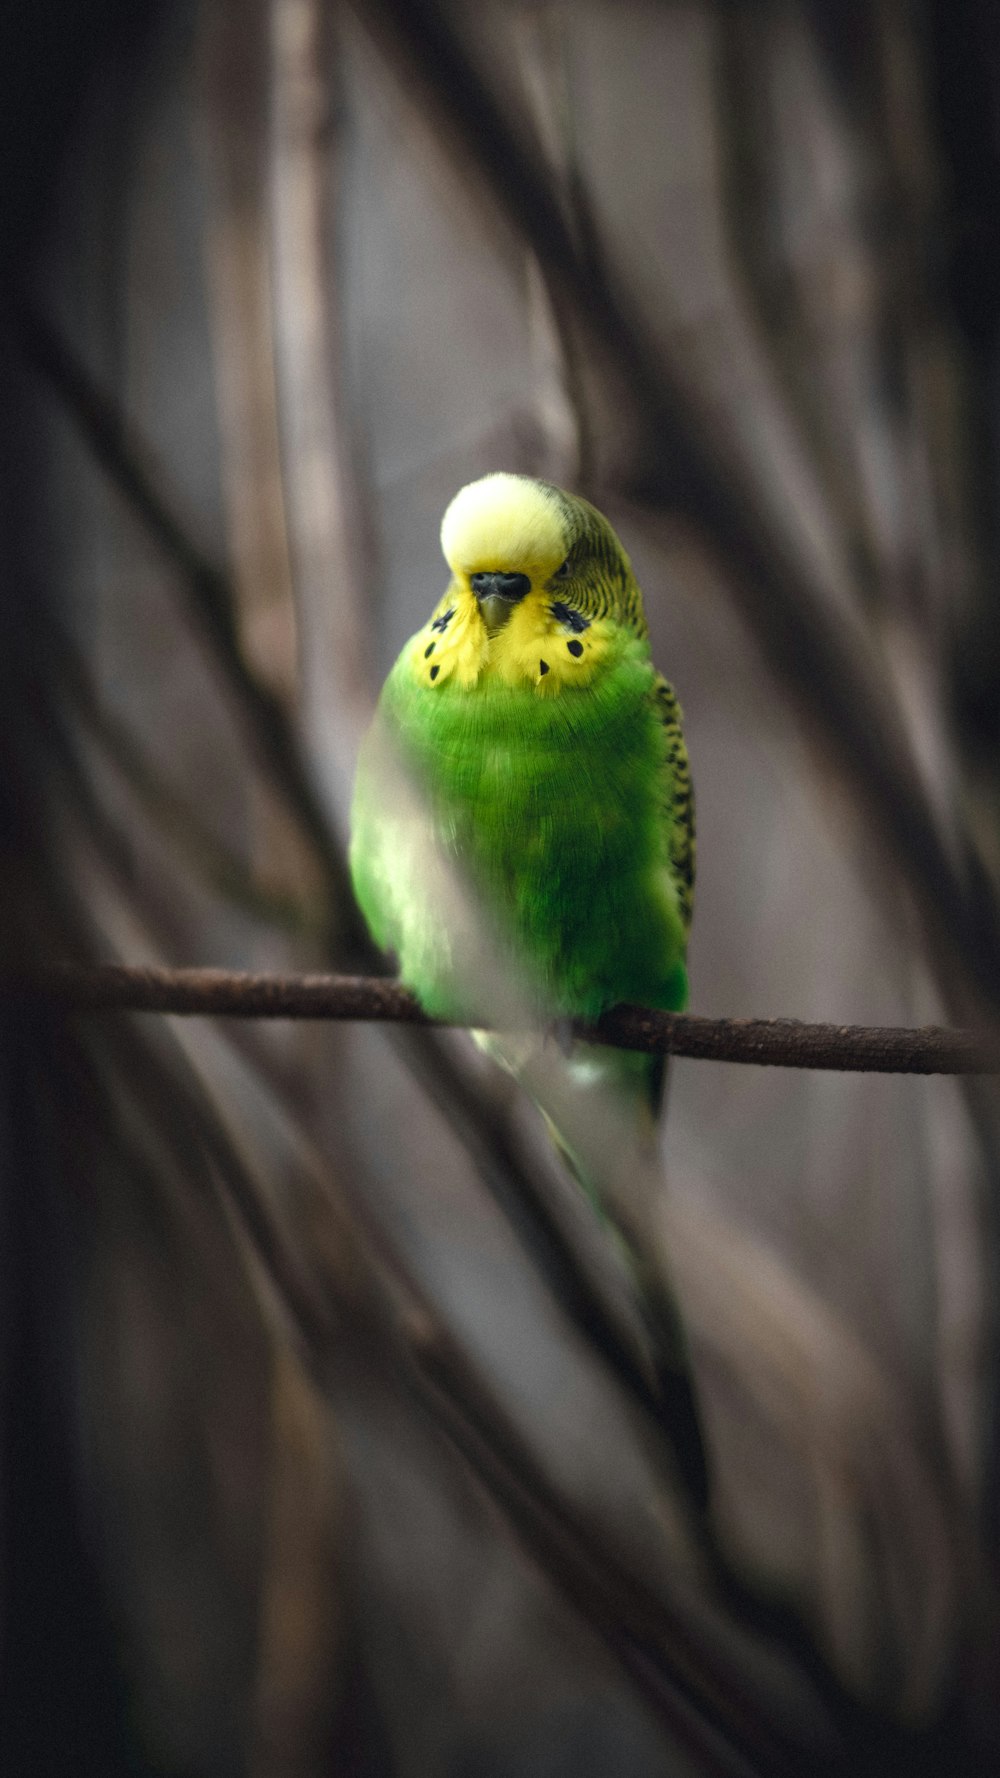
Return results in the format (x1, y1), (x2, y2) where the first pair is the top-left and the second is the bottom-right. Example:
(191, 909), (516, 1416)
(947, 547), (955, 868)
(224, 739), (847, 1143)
(409, 583), (488, 689)
(409, 584), (614, 695)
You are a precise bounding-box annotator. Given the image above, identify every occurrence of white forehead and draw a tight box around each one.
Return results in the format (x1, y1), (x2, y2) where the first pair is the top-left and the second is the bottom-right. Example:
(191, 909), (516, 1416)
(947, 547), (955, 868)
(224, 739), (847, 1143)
(440, 474), (566, 573)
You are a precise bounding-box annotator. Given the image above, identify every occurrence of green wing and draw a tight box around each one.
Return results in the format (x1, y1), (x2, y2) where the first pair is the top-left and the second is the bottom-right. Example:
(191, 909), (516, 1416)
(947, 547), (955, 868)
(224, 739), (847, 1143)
(653, 675), (695, 935)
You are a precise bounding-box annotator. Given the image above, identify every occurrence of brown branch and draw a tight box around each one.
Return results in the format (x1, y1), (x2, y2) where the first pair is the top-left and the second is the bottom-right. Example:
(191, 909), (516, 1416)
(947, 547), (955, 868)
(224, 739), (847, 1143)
(9, 964), (999, 1074)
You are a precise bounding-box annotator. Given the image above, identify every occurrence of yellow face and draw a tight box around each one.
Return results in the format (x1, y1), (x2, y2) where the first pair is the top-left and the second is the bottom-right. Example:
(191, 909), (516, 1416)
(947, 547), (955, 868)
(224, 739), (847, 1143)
(410, 474), (614, 694)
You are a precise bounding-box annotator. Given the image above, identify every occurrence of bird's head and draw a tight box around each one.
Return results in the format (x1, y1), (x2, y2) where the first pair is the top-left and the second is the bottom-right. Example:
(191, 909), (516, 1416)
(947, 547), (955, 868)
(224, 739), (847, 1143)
(440, 472), (639, 637)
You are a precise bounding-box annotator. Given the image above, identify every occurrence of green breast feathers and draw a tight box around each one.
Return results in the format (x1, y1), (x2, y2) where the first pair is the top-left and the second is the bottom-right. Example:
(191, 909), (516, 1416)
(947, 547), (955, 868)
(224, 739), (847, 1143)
(349, 472), (695, 1026)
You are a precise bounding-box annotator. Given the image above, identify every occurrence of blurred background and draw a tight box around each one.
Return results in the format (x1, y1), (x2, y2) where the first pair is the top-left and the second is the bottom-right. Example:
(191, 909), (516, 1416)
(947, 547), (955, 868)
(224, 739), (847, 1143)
(3, 0), (1000, 1772)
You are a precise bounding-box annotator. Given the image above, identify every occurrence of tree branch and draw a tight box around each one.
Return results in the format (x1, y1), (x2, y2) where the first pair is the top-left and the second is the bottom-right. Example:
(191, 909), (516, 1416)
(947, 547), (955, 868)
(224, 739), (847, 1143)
(8, 964), (997, 1074)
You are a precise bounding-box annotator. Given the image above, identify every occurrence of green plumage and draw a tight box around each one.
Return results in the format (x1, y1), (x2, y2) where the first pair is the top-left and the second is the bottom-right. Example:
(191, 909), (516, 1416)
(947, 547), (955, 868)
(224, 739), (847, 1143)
(352, 629), (687, 1025)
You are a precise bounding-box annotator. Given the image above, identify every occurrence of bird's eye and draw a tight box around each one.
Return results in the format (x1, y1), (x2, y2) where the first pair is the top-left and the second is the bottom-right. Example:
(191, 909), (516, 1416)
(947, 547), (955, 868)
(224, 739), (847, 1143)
(554, 557), (571, 579)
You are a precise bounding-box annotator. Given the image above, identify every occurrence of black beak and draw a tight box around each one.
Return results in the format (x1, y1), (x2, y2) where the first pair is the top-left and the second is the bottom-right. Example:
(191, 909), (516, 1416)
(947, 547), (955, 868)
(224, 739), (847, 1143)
(471, 570), (531, 635)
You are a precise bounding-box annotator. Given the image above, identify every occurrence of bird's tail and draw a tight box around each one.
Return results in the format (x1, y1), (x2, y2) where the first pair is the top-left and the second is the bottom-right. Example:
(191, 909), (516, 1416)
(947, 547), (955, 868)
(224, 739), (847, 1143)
(539, 1042), (709, 1511)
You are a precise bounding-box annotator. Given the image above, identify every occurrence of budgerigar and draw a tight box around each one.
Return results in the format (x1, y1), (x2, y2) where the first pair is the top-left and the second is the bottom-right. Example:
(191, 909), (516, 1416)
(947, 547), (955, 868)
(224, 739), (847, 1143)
(350, 472), (703, 1494)
(350, 472), (694, 1056)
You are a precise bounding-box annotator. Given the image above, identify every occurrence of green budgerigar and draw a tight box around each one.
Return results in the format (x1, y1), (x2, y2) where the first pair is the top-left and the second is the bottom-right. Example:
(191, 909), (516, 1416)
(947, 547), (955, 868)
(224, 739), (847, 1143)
(350, 471), (694, 1071)
(350, 472), (704, 1497)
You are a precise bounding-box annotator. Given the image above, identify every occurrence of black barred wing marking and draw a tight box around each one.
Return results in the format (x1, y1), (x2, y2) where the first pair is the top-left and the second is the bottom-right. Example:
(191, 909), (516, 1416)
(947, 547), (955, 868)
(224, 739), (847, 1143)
(653, 675), (695, 933)
(540, 482), (649, 637)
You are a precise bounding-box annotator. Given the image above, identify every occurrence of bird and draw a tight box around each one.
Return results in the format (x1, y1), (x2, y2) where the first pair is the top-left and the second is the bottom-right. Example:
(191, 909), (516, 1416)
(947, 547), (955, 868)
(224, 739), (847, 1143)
(350, 472), (704, 1496)
(350, 471), (694, 1044)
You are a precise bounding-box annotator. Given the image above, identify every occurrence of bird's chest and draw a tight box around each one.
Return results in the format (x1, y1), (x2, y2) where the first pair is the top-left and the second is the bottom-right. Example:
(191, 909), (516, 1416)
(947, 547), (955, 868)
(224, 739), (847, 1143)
(394, 665), (665, 904)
